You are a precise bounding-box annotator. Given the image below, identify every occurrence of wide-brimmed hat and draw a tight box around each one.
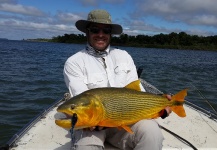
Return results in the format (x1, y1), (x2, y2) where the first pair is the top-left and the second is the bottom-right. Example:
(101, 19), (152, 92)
(75, 9), (123, 35)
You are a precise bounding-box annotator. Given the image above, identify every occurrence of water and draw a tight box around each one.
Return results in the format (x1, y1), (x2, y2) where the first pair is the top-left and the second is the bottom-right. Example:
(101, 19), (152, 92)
(0, 40), (216, 145)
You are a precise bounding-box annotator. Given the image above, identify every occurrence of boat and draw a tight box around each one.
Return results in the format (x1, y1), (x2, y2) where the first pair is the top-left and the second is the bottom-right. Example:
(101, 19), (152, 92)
(1, 79), (217, 150)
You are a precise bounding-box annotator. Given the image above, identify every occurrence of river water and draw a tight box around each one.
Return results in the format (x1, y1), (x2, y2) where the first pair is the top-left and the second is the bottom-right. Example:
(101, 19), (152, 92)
(0, 40), (216, 145)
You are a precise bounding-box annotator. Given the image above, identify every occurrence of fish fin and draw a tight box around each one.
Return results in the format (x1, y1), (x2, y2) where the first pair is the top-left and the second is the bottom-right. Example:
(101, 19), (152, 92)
(151, 110), (166, 119)
(152, 112), (161, 119)
(117, 126), (122, 130)
(171, 89), (188, 101)
(171, 89), (188, 117)
(120, 125), (134, 134)
(124, 80), (141, 91)
(171, 106), (186, 117)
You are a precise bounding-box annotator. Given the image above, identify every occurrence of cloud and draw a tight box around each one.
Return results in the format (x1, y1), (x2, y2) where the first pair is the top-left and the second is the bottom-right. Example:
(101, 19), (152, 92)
(133, 0), (217, 27)
(189, 15), (217, 26)
(79, 0), (98, 6)
(0, 1), (86, 40)
(0, 1), (45, 16)
(104, 0), (124, 3)
(0, 0), (17, 4)
(0, 18), (74, 31)
(122, 19), (178, 35)
(122, 12), (216, 36)
(0, 2), (80, 40)
(55, 12), (83, 24)
(0, 17), (78, 40)
(135, 0), (217, 16)
(0, 0), (216, 40)
(127, 20), (165, 32)
(79, 0), (125, 6)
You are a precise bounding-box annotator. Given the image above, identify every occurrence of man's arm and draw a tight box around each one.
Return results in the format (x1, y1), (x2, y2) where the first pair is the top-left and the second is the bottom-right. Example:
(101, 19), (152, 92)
(63, 61), (88, 96)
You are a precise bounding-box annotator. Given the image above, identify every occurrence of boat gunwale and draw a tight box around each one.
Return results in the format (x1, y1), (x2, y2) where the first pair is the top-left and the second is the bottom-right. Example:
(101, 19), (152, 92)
(185, 100), (217, 121)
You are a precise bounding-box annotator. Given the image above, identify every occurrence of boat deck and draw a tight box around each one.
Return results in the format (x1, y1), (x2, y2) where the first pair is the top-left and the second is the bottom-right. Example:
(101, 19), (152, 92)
(10, 103), (217, 150)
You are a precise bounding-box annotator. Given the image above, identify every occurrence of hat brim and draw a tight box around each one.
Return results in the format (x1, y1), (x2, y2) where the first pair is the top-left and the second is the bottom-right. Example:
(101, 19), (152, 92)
(75, 20), (123, 35)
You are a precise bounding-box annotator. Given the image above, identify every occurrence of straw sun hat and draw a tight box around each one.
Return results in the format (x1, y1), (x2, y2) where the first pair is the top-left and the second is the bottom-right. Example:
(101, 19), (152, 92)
(75, 9), (123, 34)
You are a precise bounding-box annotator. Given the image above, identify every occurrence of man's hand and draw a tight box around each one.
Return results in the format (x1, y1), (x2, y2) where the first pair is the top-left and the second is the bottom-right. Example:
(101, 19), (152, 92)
(165, 94), (172, 117)
(84, 126), (105, 131)
(90, 126), (104, 131)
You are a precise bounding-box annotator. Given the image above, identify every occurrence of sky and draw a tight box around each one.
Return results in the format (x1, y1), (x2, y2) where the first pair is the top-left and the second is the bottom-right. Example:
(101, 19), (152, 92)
(0, 0), (217, 40)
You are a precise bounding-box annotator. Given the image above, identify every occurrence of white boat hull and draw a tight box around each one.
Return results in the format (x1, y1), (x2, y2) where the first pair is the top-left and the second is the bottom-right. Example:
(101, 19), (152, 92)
(7, 100), (217, 150)
(4, 78), (217, 150)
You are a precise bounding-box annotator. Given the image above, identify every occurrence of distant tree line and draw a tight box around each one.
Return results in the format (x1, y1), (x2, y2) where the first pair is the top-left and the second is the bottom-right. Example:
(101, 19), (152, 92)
(49, 32), (217, 51)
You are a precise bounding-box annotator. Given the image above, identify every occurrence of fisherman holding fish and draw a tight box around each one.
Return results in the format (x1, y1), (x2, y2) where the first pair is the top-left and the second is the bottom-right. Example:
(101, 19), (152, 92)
(62, 9), (174, 150)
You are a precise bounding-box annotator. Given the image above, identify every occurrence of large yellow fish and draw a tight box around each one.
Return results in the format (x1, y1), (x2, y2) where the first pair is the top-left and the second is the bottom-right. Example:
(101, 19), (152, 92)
(55, 80), (187, 133)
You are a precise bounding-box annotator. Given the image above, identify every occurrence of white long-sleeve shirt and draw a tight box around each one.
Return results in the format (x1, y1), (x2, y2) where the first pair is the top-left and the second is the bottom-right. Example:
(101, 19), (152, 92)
(63, 46), (144, 96)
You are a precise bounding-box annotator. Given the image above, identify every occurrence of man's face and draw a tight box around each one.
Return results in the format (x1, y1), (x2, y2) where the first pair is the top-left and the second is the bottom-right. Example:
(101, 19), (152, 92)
(87, 23), (111, 51)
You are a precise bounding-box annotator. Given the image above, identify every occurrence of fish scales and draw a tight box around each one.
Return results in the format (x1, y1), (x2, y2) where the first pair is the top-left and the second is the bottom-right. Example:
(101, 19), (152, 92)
(88, 88), (171, 123)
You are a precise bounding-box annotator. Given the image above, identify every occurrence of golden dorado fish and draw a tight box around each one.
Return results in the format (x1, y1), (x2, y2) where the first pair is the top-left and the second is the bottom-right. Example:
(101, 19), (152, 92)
(55, 80), (187, 133)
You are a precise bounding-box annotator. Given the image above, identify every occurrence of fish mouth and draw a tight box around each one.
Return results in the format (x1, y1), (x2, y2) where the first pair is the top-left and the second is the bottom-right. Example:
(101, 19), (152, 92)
(54, 109), (72, 120)
(55, 112), (73, 128)
(57, 113), (72, 120)
(56, 107), (75, 120)
(55, 112), (78, 129)
(56, 112), (78, 121)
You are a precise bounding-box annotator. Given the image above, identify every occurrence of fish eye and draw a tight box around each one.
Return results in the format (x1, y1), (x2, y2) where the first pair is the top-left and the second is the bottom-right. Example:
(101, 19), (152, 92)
(71, 104), (76, 109)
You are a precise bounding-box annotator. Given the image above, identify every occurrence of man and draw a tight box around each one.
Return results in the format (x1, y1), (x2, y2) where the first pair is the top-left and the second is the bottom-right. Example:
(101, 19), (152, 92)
(64, 9), (170, 150)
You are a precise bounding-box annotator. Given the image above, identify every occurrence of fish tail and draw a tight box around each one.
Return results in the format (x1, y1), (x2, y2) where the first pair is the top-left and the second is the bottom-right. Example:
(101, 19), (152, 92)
(171, 89), (188, 117)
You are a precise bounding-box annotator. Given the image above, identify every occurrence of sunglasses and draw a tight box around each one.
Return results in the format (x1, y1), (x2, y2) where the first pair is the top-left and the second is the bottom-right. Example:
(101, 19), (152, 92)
(87, 27), (112, 34)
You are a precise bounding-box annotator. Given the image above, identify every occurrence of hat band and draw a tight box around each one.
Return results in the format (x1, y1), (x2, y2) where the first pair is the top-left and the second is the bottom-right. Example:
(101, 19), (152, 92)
(88, 18), (111, 24)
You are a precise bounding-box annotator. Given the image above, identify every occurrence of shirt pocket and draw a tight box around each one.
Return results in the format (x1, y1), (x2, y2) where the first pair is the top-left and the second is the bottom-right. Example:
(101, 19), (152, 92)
(114, 63), (131, 86)
(114, 63), (130, 74)
(85, 73), (107, 89)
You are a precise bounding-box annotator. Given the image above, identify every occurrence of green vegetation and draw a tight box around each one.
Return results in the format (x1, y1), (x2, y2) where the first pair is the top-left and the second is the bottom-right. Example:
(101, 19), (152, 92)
(50, 32), (217, 51)
(25, 38), (51, 42)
